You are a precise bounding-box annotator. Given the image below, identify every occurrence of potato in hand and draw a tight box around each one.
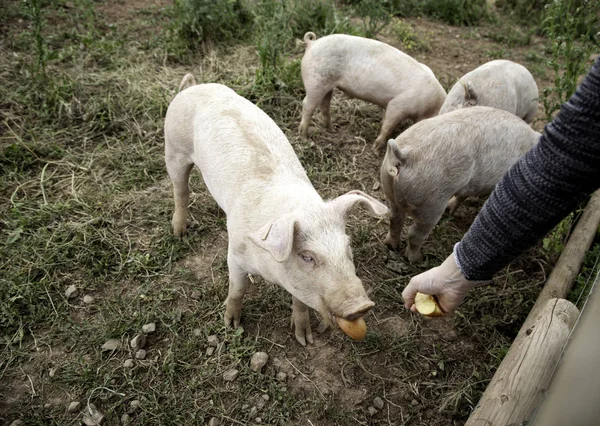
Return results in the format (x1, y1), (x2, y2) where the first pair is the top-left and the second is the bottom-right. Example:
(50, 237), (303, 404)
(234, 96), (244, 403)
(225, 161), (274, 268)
(414, 292), (444, 317)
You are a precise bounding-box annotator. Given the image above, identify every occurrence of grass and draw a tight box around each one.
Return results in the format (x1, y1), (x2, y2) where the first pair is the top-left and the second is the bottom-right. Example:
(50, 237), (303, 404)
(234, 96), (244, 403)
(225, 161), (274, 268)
(0, 0), (594, 425)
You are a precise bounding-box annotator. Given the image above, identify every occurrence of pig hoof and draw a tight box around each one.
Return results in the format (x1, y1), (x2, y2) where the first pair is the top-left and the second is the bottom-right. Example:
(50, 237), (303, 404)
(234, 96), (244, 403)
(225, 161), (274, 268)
(316, 322), (329, 334)
(405, 249), (422, 265)
(383, 233), (399, 250)
(371, 141), (385, 156)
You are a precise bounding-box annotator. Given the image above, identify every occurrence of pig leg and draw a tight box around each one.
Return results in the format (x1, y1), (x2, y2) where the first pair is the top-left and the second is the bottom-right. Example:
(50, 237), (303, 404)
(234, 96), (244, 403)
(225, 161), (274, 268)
(447, 196), (467, 215)
(372, 100), (408, 155)
(299, 87), (331, 139)
(291, 296), (314, 346)
(224, 260), (250, 329)
(320, 90), (334, 132)
(166, 159), (194, 237)
(384, 202), (406, 250)
(405, 206), (445, 264)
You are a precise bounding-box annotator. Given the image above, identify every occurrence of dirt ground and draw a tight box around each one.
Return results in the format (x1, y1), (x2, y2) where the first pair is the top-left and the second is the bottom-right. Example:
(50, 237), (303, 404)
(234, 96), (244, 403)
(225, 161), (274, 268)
(0, 1), (584, 425)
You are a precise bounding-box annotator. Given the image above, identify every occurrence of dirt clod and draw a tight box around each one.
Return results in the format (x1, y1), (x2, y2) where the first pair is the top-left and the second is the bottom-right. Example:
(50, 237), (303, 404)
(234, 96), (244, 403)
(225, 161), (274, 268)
(67, 401), (81, 413)
(250, 352), (268, 372)
(276, 372), (287, 381)
(373, 397), (384, 410)
(82, 404), (105, 425)
(135, 349), (147, 360)
(206, 347), (215, 356)
(208, 418), (220, 426)
(123, 359), (134, 368)
(121, 413), (130, 425)
(130, 334), (146, 351)
(223, 369), (239, 381)
(101, 339), (121, 352)
(368, 406), (378, 416)
(83, 295), (95, 304)
(141, 322), (155, 334)
(65, 285), (78, 299)
(207, 335), (218, 347)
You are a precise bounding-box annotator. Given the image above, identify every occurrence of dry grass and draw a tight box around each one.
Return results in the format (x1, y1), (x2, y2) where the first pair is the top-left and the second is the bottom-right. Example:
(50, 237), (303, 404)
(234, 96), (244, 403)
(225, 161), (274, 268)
(0, 1), (594, 425)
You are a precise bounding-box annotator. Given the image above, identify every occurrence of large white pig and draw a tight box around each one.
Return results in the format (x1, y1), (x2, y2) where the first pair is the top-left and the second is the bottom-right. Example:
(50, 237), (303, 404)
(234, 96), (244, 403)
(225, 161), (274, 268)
(380, 106), (541, 264)
(299, 32), (447, 155)
(165, 75), (388, 346)
(439, 60), (539, 123)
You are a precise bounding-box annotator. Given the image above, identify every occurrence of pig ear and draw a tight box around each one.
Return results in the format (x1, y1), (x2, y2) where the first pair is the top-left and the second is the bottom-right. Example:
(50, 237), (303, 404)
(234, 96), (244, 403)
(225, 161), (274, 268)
(387, 139), (407, 164)
(330, 190), (388, 219)
(464, 80), (478, 106)
(249, 215), (296, 262)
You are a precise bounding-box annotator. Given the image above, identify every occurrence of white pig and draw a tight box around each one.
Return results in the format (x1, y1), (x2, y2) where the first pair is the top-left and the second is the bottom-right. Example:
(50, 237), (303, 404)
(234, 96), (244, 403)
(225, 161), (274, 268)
(439, 60), (539, 123)
(165, 75), (388, 346)
(299, 32), (447, 155)
(380, 106), (541, 264)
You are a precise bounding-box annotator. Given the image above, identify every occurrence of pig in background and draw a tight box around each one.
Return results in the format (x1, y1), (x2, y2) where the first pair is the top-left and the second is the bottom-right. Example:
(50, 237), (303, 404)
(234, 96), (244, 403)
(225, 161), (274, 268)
(298, 32), (447, 155)
(380, 106), (542, 264)
(165, 74), (388, 346)
(439, 59), (539, 123)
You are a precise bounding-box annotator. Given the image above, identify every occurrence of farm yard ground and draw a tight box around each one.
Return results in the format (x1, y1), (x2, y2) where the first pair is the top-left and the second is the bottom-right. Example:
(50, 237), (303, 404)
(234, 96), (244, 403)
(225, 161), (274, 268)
(1, 1), (598, 425)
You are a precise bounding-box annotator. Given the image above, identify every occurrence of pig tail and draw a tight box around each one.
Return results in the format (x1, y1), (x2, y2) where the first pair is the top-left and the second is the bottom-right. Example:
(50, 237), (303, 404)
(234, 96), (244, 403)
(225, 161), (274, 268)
(304, 32), (317, 43)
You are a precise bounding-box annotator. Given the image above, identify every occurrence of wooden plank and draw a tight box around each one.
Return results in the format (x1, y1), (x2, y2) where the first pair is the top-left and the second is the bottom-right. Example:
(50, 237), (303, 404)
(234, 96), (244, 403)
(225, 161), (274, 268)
(519, 190), (600, 335)
(465, 298), (579, 426)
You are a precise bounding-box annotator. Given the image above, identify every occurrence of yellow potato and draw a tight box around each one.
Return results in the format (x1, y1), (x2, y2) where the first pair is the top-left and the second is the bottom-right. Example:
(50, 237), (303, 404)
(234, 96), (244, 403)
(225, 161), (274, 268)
(337, 317), (367, 341)
(414, 292), (444, 317)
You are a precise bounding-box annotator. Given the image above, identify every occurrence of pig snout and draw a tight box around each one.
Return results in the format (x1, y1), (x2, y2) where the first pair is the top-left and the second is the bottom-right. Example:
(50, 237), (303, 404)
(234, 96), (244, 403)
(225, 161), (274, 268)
(332, 293), (375, 321)
(344, 302), (375, 320)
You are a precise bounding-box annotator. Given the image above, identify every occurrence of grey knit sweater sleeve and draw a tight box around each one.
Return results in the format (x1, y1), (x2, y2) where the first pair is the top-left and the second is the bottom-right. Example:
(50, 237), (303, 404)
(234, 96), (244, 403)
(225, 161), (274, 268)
(455, 57), (600, 281)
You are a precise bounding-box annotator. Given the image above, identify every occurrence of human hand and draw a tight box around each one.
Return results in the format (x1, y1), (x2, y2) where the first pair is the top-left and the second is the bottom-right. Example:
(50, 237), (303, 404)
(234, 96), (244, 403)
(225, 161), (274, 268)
(402, 253), (480, 315)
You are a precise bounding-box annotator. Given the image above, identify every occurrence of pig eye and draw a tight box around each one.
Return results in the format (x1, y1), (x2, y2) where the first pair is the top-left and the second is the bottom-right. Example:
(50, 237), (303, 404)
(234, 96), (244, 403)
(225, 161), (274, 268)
(300, 254), (315, 263)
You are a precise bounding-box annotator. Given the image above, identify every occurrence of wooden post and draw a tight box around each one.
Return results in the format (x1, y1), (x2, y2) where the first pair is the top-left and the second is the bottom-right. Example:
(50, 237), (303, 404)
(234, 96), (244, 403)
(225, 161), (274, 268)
(530, 275), (600, 426)
(464, 298), (579, 426)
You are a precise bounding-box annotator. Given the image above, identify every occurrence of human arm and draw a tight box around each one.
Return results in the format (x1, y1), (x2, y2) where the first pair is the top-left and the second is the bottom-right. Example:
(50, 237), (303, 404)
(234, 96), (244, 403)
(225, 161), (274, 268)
(403, 57), (600, 314)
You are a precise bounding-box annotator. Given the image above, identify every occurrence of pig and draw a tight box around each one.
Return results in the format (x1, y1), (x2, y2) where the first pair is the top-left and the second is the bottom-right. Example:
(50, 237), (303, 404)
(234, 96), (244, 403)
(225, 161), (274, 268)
(165, 75), (388, 346)
(439, 60), (539, 123)
(380, 106), (541, 264)
(299, 32), (447, 155)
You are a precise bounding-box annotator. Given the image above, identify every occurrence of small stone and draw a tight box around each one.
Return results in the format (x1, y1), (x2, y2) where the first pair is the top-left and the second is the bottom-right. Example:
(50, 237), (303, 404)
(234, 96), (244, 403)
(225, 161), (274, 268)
(207, 335), (218, 347)
(261, 394), (269, 401)
(255, 418), (262, 423)
(193, 328), (202, 337)
(206, 346), (215, 356)
(411, 399), (419, 406)
(83, 295), (95, 304)
(49, 366), (60, 378)
(250, 352), (268, 372)
(241, 404), (249, 410)
(190, 290), (202, 300)
(373, 397), (384, 410)
(372, 181), (381, 191)
(223, 368), (239, 381)
(142, 323), (156, 334)
(101, 339), (121, 352)
(10, 421), (24, 426)
(129, 400), (141, 412)
(208, 418), (220, 426)
(135, 349), (147, 360)
(67, 401), (81, 413)
(44, 403), (51, 409)
(249, 406), (258, 417)
(276, 372), (287, 381)
(130, 334), (146, 351)
(123, 359), (134, 368)
(368, 406), (378, 416)
(121, 413), (130, 425)
(65, 285), (78, 299)
(82, 404), (105, 425)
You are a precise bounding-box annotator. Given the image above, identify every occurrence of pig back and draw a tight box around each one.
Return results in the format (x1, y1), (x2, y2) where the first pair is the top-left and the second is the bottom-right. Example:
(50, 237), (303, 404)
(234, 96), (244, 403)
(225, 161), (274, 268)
(303, 34), (443, 106)
(392, 107), (540, 204)
(170, 84), (313, 213)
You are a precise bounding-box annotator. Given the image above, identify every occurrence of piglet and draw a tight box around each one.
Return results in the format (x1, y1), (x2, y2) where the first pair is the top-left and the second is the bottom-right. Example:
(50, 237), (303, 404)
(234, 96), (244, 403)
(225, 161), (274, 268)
(439, 60), (539, 123)
(165, 75), (388, 346)
(299, 32), (447, 155)
(380, 106), (541, 263)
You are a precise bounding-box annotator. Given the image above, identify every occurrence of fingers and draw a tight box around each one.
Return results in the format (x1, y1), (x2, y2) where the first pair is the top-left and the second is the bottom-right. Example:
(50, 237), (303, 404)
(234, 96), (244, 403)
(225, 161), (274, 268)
(402, 278), (419, 310)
